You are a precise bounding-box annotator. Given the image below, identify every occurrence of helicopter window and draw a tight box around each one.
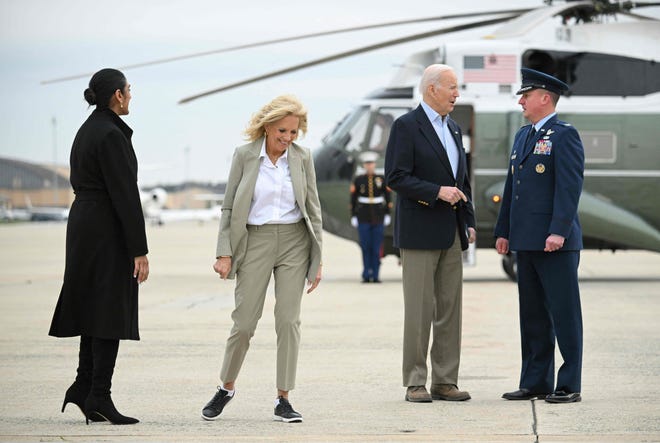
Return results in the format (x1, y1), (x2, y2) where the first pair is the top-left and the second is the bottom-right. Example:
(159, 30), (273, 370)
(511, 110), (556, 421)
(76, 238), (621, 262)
(523, 50), (660, 96)
(344, 110), (371, 153)
(580, 131), (617, 164)
(367, 108), (409, 153)
(323, 105), (370, 152)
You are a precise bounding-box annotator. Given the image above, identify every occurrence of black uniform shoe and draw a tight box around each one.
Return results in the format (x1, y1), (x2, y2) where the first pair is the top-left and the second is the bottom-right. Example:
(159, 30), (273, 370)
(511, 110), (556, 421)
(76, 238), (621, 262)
(502, 388), (549, 400)
(201, 386), (233, 420)
(273, 396), (303, 423)
(545, 391), (581, 403)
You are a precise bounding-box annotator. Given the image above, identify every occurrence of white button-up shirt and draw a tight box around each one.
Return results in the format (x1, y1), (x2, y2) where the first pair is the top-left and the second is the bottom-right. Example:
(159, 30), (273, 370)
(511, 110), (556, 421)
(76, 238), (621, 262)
(247, 141), (303, 225)
(421, 100), (459, 179)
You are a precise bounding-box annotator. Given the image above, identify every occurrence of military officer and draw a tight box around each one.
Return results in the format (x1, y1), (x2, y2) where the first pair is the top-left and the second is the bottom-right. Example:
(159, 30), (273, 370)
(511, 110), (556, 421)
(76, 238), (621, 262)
(495, 68), (585, 404)
(350, 151), (392, 283)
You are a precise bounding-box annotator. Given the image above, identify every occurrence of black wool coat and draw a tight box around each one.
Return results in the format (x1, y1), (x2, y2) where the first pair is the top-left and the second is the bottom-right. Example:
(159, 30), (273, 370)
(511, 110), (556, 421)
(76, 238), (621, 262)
(49, 108), (148, 340)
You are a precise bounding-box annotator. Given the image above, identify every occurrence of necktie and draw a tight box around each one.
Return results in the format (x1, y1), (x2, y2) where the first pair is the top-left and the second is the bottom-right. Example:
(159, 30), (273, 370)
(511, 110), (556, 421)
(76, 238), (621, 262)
(523, 126), (536, 156)
(526, 126), (537, 146)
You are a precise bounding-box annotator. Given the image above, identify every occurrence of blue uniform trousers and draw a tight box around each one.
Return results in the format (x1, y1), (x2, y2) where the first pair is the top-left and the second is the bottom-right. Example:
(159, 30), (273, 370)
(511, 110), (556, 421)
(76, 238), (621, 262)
(516, 250), (583, 394)
(357, 223), (384, 281)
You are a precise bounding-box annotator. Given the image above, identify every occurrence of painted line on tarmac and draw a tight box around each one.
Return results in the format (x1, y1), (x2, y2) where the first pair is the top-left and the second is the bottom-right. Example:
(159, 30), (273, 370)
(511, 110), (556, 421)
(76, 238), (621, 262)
(531, 398), (539, 443)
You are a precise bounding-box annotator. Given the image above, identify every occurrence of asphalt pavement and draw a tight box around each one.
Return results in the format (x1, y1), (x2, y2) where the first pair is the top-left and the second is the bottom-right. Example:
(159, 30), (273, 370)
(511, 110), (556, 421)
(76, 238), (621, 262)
(0, 221), (658, 442)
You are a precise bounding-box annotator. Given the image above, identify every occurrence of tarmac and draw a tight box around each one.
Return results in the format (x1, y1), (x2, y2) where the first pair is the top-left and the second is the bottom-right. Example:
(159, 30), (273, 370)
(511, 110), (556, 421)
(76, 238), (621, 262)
(0, 221), (659, 442)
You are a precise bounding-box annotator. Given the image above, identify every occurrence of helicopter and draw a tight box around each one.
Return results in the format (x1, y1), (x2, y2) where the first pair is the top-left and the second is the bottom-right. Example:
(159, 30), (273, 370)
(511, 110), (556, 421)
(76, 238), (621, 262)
(44, 0), (660, 279)
(303, 0), (660, 279)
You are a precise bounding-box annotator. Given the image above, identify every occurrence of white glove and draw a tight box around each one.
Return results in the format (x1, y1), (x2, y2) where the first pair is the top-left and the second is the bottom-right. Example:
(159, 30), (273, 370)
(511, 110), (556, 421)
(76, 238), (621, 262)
(384, 215), (391, 226)
(351, 216), (358, 228)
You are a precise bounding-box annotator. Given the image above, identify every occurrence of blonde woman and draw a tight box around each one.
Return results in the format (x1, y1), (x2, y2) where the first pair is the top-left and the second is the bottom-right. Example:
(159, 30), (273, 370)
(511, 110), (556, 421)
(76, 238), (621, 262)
(201, 95), (322, 423)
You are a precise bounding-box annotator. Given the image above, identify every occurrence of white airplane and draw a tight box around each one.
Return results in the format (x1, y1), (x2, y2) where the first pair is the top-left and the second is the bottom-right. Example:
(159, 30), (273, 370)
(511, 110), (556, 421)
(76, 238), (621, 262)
(140, 187), (224, 225)
(0, 206), (30, 222)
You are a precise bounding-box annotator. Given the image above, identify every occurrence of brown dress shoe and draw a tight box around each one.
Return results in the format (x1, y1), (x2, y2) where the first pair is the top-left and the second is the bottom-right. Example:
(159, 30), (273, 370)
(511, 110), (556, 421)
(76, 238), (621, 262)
(431, 384), (471, 401)
(405, 386), (432, 403)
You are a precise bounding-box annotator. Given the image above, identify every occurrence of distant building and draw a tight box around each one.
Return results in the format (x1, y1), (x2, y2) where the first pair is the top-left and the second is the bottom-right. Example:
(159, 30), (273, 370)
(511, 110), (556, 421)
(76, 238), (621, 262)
(1, 157), (227, 214)
(0, 157), (72, 208)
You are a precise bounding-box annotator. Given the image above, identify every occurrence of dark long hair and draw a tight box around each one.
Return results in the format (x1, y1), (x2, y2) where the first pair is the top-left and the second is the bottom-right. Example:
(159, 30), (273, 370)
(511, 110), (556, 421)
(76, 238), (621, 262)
(84, 68), (127, 109)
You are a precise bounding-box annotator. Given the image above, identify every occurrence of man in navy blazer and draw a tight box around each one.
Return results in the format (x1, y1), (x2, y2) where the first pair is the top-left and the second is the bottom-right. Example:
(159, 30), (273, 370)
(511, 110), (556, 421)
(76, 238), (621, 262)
(385, 64), (476, 403)
(495, 68), (585, 404)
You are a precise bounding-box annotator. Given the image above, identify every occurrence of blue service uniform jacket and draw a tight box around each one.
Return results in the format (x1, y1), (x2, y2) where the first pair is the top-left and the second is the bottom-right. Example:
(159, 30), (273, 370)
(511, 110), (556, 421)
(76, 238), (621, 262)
(385, 105), (475, 251)
(494, 115), (584, 250)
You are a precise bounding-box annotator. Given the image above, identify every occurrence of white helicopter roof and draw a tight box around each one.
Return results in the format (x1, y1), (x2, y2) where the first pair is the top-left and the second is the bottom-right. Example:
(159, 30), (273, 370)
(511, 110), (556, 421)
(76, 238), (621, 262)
(486, 1), (593, 39)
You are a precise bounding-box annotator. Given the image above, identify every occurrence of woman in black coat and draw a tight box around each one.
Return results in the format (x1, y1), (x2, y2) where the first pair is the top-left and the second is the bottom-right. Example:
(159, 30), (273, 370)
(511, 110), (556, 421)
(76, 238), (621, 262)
(49, 68), (149, 425)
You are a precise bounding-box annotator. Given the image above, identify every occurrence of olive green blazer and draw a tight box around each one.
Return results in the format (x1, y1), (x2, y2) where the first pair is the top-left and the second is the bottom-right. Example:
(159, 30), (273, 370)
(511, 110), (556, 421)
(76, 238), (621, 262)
(215, 138), (323, 281)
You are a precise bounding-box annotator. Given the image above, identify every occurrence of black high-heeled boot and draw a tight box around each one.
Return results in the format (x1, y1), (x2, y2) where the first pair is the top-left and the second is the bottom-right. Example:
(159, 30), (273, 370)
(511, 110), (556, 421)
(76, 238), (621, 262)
(84, 394), (139, 425)
(61, 336), (104, 422)
(84, 338), (139, 425)
(62, 381), (103, 422)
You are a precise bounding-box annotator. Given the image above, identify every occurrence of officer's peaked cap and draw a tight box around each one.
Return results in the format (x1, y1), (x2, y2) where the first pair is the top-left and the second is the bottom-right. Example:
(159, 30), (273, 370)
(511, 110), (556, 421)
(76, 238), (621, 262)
(516, 68), (569, 95)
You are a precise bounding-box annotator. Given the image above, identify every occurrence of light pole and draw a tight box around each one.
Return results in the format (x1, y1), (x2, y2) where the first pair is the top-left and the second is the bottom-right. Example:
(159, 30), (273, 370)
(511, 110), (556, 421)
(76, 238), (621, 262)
(51, 116), (58, 205)
(184, 146), (191, 208)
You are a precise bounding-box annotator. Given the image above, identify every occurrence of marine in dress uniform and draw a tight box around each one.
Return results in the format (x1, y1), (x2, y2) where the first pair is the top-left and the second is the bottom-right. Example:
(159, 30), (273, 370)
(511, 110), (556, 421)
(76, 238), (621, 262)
(350, 151), (391, 283)
(495, 68), (585, 404)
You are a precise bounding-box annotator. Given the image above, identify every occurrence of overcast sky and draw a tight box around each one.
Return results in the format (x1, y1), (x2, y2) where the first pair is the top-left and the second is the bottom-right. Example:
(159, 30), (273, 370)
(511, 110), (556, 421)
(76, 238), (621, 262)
(1, 0), (657, 186)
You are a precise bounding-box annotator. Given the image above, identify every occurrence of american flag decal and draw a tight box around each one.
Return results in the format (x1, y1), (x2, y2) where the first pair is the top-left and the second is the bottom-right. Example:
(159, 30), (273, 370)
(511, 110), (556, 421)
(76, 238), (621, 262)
(463, 54), (517, 83)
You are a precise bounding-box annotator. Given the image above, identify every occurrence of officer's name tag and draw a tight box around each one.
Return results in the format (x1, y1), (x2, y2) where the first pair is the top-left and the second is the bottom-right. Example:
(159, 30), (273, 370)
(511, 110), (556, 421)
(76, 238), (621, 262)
(533, 139), (552, 155)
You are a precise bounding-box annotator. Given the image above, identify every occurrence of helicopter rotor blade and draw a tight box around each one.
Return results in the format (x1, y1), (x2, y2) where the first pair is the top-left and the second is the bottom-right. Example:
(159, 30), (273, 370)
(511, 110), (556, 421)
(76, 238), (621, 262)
(178, 14), (521, 104)
(584, 0), (660, 15)
(618, 1), (660, 7)
(625, 1), (660, 12)
(620, 10), (660, 20)
(40, 8), (533, 85)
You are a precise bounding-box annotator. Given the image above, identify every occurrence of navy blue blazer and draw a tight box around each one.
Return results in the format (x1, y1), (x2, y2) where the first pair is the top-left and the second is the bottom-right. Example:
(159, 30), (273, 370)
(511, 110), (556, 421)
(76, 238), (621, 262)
(494, 114), (584, 251)
(385, 105), (475, 251)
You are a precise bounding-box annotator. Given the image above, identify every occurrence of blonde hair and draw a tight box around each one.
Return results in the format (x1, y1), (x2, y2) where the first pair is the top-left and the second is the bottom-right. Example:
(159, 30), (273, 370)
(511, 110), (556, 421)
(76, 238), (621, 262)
(244, 94), (308, 141)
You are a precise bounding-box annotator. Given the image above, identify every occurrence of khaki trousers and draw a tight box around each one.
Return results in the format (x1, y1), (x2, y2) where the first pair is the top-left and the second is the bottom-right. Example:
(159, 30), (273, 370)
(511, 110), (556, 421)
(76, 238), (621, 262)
(400, 229), (463, 387)
(220, 221), (311, 391)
